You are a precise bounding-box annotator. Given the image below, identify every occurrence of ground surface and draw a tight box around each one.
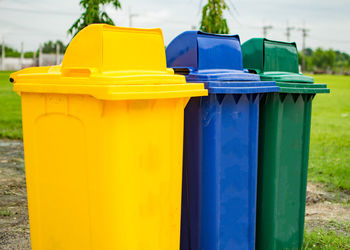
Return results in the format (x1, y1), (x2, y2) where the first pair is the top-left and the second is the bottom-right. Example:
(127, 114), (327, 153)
(0, 72), (349, 249)
(0, 139), (348, 249)
(0, 140), (30, 249)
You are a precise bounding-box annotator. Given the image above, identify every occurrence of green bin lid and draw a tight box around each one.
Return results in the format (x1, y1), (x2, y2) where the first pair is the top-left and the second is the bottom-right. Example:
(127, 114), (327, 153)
(241, 38), (329, 94)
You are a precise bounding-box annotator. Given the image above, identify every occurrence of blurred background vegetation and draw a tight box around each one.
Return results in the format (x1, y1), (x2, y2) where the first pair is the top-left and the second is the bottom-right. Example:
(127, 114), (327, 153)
(299, 48), (350, 74)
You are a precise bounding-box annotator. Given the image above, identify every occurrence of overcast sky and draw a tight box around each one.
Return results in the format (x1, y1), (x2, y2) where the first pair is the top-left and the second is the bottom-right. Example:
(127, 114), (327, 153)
(0, 0), (350, 53)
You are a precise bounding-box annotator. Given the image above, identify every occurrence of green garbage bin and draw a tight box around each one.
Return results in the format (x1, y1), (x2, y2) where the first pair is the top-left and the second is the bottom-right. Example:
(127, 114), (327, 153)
(242, 39), (330, 250)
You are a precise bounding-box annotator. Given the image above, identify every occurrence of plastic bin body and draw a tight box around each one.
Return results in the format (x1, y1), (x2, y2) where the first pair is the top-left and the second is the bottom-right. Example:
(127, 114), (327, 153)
(11, 25), (207, 250)
(166, 31), (279, 250)
(21, 93), (188, 250)
(242, 38), (330, 250)
(182, 93), (260, 250)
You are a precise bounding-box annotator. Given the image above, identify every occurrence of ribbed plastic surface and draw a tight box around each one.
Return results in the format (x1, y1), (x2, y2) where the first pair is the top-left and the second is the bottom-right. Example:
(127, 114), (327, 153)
(166, 31), (279, 250)
(242, 38), (329, 250)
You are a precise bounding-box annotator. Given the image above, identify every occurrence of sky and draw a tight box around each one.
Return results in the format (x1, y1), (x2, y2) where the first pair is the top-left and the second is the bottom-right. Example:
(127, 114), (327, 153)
(0, 0), (350, 53)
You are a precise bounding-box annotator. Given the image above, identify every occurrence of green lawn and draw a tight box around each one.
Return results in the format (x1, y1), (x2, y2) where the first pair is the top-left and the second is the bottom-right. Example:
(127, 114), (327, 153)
(0, 71), (22, 139)
(0, 72), (349, 189)
(308, 75), (350, 190)
(303, 228), (350, 249)
(303, 220), (350, 249)
(0, 71), (349, 248)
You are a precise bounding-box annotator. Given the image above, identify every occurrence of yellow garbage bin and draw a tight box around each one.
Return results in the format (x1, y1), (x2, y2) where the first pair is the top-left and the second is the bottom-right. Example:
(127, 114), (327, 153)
(10, 24), (207, 250)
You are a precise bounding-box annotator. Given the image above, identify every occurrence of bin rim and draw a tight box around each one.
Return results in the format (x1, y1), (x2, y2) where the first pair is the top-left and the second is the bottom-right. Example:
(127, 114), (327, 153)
(11, 66), (208, 100)
(13, 81), (208, 100)
(259, 72), (314, 83)
(274, 82), (330, 94)
(172, 67), (260, 82)
(11, 65), (191, 86)
(181, 80), (279, 94)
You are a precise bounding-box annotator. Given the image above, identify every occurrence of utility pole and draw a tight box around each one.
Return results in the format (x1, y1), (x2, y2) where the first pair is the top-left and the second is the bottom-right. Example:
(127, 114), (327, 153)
(33, 47), (36, 67)
(299, 27), (309, 72)
(286, 25), (294, 42)
(129, 9), (138, 27)
(263, 25), (273, 38)
(1, 39), (4, 71)
(39, 44), (42, 67)
(20, 42), (24, 68)
(56, 43), (60, 65)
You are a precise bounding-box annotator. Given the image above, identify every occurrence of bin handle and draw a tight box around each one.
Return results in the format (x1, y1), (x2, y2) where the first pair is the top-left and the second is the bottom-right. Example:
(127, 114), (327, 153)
(61, 67), (93, 78)
(173, 67), (191, 75)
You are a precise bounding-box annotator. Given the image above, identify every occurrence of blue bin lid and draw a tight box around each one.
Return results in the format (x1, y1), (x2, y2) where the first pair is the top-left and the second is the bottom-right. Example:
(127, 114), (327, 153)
(166, 31), (279, 94)
(166, 31), (260, 82)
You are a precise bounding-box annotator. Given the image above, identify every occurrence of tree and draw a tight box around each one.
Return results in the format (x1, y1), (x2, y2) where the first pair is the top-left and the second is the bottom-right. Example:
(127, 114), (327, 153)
(68, 0), (121, 37)
(2, 46), (21, 57)
(42, 40), (67, 54)
(334, 50), (350, 72)
(297, 48), (350, 73)
(325, 49), (336, 70)
(312, 48), (336, 72)
(304, 48), (313, 57)
(298, 52), (314, 72)
(200, 0), (229, 34)
(0, 45), (35, 58)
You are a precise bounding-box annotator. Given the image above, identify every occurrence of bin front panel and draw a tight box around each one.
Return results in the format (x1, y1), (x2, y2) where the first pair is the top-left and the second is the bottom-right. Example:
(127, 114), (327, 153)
(256, 92), (313, 250)
(21, 93), (189, 250)
(181, 93), (260, 250)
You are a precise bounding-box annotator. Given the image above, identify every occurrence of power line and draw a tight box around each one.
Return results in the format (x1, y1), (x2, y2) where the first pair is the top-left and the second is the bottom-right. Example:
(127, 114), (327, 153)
(263, 25), (273, 37)
(298, 27), (310, 72)
(128, 8), (138, 27)
(286, 23), (294, 42)
(0, 16), (64, 37)
(308, 37), (350, 44)
(197, 0), (204, 16)
(225, 0), (241, 26)
(128, 14), (195, 26)
(226, 0), (240, 16)
(0, 7), (79, 16)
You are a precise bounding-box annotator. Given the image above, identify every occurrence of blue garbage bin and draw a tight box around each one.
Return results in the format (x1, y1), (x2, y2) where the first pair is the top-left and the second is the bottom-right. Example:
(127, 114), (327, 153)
(166, 31), (279, 250)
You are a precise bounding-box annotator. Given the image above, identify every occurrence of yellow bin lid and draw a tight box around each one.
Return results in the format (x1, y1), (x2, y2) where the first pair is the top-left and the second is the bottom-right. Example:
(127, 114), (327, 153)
(11, 24), (207, 100)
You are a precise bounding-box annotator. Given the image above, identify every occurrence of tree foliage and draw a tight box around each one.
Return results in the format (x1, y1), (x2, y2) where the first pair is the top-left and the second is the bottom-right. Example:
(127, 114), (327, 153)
(313, 48), (336, 70)
(0, 45), (32, 58)
(334, 50), (350, 70)
(200, 0), (229, 34)
(1, 46), (21, 57)
(42, 40), (66, 54)
(0, 41), (66, 58)
(298, 48), (349, 73)
(68, 0), (121, 37)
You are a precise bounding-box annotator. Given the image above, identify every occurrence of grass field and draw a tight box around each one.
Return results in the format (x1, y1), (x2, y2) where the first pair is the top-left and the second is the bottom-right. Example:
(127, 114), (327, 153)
(1, 71), (348, 190)
(303, 227), (350, 249)
(0, 71), (22, 139)
(308, 74), (350, 191)
(0, 71), (349, 248)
